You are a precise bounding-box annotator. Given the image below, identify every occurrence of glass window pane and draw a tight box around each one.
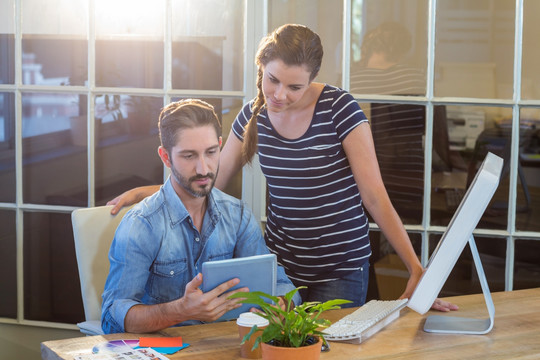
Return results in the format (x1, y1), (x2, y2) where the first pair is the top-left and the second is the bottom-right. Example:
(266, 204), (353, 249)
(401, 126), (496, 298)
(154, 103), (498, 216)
(369, 231), (422, 301)
(95, 0), (164, 88)
(521, 1), (540, 100)
(23, 211), (84, 323)
(22, 0), (88, 86)
(514, 239), (540, 290)
(95, 95), (163, 205)
(360, 101), (425, 225)
(268, 0), (343, 87)
(431, 105), (509, 230)
(517, 108), (540, 232)
(349, 0), (428, 96)
(0, 0), (15, 84)
(0, 210), (16, 319)
(22, 92), (82, 137)
(171, 0), (243, 91)
(22, 93), (88, 205)
(0, 34), (14, 85)
(435, 1), (515, 99)
(0, 92), (15, 203)
(22, 37), (87, 86)
(169, 97), (244, 200)
(430, 234), (506, 296)
(95, 39), (163, 88)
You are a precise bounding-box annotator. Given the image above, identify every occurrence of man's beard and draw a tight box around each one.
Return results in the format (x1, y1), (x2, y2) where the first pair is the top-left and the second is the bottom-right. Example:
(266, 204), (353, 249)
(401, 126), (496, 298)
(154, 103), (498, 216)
(170, 165), (218, 198)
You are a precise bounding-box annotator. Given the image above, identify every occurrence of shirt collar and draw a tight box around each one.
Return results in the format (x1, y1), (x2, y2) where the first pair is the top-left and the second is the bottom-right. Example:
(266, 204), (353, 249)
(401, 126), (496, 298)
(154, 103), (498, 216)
(162, 176), (221, 227)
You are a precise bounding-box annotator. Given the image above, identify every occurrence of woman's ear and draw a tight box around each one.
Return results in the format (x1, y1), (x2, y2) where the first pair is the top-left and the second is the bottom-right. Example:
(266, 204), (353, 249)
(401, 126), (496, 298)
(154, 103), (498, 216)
(219, 136), (223, 148)
(158, 146), (171, 168)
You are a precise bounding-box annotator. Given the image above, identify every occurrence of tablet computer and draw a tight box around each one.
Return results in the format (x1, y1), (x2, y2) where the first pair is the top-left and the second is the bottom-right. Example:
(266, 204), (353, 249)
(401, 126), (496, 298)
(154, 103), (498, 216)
(201, 253), (277, 321)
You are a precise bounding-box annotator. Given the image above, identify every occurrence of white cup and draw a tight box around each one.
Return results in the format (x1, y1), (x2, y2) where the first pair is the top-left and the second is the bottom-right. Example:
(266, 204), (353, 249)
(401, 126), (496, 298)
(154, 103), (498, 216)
(237, 312), (269, 359)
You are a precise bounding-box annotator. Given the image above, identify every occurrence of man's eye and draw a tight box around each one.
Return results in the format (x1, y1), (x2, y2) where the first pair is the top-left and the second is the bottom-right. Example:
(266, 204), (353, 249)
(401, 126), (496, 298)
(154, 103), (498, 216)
(183, 154), (193, 159)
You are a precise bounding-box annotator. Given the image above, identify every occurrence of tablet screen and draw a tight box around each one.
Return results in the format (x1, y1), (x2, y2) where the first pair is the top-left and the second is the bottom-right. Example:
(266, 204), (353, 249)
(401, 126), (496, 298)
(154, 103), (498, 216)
(201, 253), (277, 321)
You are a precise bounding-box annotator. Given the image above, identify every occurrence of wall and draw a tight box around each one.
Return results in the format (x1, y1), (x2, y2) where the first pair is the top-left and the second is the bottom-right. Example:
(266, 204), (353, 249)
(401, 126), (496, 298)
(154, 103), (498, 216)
(0, 323), (81, 359)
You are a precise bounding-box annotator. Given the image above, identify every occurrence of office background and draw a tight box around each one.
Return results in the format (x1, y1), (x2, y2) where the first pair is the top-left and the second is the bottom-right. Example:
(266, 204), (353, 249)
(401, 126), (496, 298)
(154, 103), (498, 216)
(1, 0), (539, 358)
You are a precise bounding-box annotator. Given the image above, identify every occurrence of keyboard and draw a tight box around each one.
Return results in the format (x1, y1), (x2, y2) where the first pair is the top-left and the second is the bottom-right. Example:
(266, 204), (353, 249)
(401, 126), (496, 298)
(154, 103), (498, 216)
(323, 299), (408, 344)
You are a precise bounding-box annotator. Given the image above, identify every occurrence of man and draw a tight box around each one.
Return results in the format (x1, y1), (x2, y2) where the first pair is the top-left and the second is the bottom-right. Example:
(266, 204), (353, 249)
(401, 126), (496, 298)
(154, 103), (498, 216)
(101, 99), (299, 334)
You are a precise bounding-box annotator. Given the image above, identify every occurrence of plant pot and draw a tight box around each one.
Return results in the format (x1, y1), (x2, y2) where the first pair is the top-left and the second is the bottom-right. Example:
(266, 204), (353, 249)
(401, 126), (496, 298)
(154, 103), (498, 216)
(260, 337), (321, 360)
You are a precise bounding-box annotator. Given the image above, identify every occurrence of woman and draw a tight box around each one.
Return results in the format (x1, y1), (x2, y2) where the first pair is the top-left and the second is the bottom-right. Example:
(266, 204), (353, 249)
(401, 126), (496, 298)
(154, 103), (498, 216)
(109, 24), (456, 311)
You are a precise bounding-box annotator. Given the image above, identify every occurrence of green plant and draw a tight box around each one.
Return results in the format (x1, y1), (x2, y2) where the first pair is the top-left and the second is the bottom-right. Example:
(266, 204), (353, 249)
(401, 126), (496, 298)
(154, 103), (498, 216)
(229, 286), (351, 350)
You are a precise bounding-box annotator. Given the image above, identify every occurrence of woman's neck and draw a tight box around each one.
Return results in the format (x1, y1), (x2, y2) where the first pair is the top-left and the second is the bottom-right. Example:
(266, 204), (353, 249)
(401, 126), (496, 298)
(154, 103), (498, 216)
(266, 82), (324, 139)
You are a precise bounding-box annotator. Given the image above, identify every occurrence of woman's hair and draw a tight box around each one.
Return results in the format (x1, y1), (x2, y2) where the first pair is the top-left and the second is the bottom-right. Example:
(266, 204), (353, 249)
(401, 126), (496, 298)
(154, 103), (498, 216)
(159, 99), (221, 153)
(241, 24), (323, 164)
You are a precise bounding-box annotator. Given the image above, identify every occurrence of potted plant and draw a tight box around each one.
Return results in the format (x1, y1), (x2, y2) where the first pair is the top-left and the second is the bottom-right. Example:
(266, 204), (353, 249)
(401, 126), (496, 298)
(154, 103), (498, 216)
(229, 286), (351, 360)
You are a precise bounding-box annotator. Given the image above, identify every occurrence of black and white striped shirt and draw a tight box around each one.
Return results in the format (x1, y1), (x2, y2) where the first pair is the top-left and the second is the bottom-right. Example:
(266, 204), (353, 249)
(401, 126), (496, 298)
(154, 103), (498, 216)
(232, 85), (371, 285)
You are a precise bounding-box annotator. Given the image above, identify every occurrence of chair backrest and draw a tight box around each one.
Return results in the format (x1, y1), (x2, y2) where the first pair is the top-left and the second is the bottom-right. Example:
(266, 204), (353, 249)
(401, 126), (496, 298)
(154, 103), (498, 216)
(72, 205), (133, 322)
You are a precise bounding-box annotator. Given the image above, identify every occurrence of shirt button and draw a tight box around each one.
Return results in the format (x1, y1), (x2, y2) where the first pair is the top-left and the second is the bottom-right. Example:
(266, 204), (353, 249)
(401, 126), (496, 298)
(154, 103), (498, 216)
(170, 270), (174, 275)
(195, 237), (200, 242)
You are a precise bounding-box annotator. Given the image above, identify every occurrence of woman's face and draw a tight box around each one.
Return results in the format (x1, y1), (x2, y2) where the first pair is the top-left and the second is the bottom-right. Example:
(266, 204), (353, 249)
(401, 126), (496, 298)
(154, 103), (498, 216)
(262, 59), (312, 113)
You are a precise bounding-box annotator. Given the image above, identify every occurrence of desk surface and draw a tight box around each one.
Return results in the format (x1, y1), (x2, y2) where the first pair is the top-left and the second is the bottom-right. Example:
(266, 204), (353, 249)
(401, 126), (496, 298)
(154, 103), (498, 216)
(41, 288), (540, 360)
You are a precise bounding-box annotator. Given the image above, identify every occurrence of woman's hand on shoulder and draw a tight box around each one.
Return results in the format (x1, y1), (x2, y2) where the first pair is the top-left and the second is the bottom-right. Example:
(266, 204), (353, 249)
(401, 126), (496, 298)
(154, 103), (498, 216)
(107, 185), (160, 214)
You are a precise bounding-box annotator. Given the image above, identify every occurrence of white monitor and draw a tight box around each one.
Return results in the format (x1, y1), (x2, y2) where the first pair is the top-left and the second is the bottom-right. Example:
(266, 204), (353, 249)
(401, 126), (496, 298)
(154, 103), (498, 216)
(407, 152), (503, 334)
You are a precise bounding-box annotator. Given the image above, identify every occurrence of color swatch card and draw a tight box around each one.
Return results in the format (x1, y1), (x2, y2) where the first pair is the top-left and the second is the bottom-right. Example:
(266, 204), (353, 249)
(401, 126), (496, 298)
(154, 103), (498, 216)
(75, 347), (168, 360)
(76, 339), (170, 360)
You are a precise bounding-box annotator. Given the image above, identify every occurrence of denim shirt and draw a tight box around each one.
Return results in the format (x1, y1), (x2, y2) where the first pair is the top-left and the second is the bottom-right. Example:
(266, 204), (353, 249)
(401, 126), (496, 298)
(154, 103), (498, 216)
(101, 178), (299, 334)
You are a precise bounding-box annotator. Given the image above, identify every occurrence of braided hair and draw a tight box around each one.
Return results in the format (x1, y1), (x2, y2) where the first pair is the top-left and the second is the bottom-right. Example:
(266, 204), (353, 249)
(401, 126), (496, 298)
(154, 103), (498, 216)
(241, 24), (323, 164)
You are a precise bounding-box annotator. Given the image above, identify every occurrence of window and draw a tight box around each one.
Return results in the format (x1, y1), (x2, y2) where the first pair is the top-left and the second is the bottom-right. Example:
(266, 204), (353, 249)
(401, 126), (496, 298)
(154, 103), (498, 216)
(1, 0), (246, 328)
(1, 0), (539, 330)
(274, 0), (540, 300)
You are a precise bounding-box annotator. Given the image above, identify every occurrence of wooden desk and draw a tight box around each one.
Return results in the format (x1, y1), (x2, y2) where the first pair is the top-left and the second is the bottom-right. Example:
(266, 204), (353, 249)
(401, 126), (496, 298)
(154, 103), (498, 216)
(42, 288), (540, 360)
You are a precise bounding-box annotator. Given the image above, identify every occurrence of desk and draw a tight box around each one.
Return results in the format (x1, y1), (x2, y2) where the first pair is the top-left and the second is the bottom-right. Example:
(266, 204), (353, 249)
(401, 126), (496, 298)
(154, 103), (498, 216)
(42, 288), (540, 360)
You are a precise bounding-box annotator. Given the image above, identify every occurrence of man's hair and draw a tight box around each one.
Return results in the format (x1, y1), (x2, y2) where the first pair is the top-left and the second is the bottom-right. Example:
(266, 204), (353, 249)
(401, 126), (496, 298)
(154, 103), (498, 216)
(159, 99), (221, 153)
(360, 22), (412, 66)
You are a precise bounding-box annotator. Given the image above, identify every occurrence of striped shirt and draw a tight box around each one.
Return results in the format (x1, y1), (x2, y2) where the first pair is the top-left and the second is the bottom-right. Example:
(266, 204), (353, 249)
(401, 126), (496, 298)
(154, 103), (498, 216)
(369, 103), (425, 213)
(349, 63), (426, 95)
(232, 85), (371, 285)
(349, 64), (427, 219)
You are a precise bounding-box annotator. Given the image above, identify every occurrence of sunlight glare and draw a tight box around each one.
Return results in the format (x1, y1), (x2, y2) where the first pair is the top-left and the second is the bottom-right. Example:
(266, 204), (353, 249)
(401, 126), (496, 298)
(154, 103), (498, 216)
(95, 0), (164, 37)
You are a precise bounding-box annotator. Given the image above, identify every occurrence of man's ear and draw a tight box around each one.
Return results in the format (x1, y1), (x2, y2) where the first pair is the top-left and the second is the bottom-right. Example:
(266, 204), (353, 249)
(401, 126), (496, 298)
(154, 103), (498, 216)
(158, 146), (171, 168)
(219, 136), (223, 148)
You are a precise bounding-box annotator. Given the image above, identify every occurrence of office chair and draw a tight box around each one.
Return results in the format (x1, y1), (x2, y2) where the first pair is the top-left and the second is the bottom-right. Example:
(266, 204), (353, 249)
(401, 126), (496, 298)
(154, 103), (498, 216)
(71, 205), (133, 335)
(467, 126), (532, 213)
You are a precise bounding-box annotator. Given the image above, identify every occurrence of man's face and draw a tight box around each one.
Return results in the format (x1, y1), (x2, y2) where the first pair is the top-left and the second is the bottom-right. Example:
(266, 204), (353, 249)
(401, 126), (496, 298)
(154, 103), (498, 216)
(160, 125), (221, 199)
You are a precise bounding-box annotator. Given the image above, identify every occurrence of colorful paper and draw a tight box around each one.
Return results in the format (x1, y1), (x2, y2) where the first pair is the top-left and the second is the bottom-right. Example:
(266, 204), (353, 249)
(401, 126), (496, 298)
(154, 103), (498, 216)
(139, 336), (183, 348)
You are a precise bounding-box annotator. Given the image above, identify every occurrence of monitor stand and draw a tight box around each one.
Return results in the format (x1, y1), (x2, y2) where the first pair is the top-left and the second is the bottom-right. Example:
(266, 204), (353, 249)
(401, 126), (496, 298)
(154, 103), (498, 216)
(423, 235), (495, 334)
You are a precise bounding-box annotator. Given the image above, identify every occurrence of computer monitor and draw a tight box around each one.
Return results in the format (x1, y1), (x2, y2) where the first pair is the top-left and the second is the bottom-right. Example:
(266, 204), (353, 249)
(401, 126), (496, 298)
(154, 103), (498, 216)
(407, 152), (503, 334)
